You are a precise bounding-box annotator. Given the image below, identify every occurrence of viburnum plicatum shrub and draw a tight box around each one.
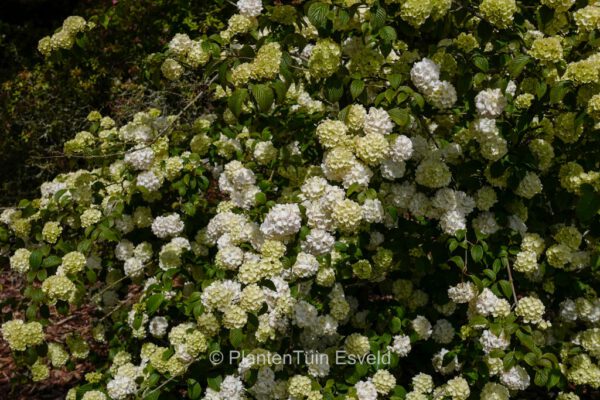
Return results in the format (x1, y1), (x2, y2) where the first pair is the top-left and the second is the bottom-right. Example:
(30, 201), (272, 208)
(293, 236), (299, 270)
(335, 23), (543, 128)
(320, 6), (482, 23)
(3, 0), (600, 399)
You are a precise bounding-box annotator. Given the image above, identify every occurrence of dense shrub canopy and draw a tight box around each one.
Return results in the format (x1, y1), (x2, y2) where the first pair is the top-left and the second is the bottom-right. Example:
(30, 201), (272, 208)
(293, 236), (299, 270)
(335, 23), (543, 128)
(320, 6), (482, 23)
(2, 0), (600, 399)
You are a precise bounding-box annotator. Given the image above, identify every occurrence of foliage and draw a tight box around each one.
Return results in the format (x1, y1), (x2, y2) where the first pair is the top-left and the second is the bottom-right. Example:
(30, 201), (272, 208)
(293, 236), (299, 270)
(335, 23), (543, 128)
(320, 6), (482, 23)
(2, 0), (600, 399)
(0, 0), (228, 203)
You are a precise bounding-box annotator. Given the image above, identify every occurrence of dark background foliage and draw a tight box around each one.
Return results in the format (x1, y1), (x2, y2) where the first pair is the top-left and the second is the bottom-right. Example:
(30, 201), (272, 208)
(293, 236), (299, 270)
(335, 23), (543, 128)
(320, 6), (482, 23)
(0, 0), (226, 205)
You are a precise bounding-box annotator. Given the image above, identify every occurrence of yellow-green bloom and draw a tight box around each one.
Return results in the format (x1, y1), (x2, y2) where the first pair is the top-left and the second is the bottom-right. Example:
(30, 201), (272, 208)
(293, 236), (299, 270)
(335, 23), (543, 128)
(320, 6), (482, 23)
(480, 0), (518, 29)
(309, 39), (342, 79)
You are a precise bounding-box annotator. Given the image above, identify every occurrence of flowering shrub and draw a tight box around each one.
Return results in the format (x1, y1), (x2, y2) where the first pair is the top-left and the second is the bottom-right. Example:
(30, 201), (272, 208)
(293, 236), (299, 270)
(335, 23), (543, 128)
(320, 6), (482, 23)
(0, 0), (228, 201)
(2, 0), (600, 399)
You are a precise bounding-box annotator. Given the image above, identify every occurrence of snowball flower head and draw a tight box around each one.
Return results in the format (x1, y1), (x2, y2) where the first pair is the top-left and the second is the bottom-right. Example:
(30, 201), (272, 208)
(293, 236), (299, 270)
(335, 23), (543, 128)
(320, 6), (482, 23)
(260, 203), (302, 239)
(411, 58), (440, 92)
(363, 107), (394, 136)
(500, 365), (530, 391)
(151, 213), (184, 239)
(237, 0), (262, 17)
(475, 88), (507, 118)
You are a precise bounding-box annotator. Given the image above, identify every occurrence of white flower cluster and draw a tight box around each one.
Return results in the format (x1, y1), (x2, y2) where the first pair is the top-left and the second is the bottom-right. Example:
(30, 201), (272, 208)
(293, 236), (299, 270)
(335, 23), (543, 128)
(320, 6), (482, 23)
(219, 160), (261, 209)
(411, 58), (458, 109)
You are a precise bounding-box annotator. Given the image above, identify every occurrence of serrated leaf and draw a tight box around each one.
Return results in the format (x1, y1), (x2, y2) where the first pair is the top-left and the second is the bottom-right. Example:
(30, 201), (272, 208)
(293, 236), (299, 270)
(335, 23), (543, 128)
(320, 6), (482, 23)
(251, 84), (274, 113)
(350, 79), (365, 99)
(387, 108), (410, 126)
(326, 79), (344, 102)
(228, 88), (248, 117)
(387, 74), (402, 89)
(547, 369), (561, 389)
(536, 81), (548, 99)
(524, 352), (538, 366)
(42, 255), (62, 268)
(272, 80), (288, 102)
(370, 6), (386, 30)
(473, 56), (489, 72)
(469, 315), (488, 327)
(86, 269), (96, 284)
(307, 2), (329, 27)
(534, 369), (549, 387)
(516, 330), (537, 352)
(508, 54), (531, 78)
(379, 26), (396, 42)
(99, 225), (119, 242)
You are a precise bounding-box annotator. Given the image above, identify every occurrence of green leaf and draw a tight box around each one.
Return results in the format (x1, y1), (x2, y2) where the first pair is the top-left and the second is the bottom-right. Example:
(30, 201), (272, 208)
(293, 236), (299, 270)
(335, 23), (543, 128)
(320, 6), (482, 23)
(550, 82), (569, 104)
(547, 369), (562, 389)
(534, 369), (549, 387)
(42, 255), (62, 268)
(207, 376), (223, 392)
(346, 183), (362, 197)
(387, 74), (402, 89)
(536, 81), (547, 99)
(523, 352), (538, 366)
(255, 192), (267, 205)
(144, 392), (160, 400)
(483, 268), (496, 281)
(350, 80), (365, 99)
(576, 184), (600, 223)
(228, 88), (248, 117)
(326, 79), (344, 102)
(470, 245), (483, 262)
(370, 6), (386, 30)
(146, 294), (164, 315)
(29, 250), (43, 270)
(188, 379), (202, 399)
(86, 269), (96, 284)
(516, 330), (537, 352)
(229, 328), (245, 348)
(99, 225), (119, 242)
(272, 80), (288, 102)
(498, 280), (513, 299)
(251, 84), (274, 113)
(448, 239), (459, 253)
(412, 92), (425, 109)
(307, 2), (330, 27)
(507, 54), (531, 78)
(390, 317), (402, 333)
(503, 351), (517, 369)
(469, 315), (488, 327)
(387, 108), (410, 126)
(379, 26), (397, 42)
(449, 256), (465, 270)
(473, 56), (489, 72)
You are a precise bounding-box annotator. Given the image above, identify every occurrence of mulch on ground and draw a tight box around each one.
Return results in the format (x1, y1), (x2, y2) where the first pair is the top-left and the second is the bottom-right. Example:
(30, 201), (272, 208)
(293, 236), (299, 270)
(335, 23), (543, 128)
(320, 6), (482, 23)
(0, 269), (108, 400)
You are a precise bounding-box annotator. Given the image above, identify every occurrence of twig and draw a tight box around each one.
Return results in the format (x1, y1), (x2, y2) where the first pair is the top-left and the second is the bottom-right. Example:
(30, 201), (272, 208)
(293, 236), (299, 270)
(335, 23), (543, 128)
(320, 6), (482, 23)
(503, 257), (519, 307)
